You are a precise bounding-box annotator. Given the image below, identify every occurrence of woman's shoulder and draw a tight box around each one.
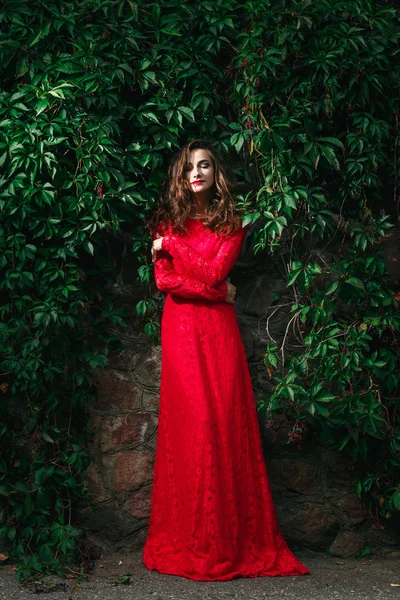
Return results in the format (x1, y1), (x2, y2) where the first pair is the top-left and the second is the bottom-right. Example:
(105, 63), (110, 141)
(156, 219), (173, 236)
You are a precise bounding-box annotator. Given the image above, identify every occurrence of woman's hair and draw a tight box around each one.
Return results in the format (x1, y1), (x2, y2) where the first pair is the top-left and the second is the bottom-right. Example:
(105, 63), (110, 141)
(146, 139), (243, 237)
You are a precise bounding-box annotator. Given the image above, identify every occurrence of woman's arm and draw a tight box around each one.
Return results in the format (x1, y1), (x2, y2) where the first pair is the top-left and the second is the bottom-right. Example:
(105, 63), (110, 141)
(161, 224), (249, 288)
(154, 252), (228, 301)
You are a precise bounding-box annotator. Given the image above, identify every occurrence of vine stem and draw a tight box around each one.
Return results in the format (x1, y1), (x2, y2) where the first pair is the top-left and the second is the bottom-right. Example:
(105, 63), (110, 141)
(263, 303), (292, 343)
(279, 310), (300, 372)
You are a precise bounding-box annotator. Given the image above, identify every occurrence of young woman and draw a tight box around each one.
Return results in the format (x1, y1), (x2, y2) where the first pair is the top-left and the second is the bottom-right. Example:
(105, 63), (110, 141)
(143, 139), (309, 581)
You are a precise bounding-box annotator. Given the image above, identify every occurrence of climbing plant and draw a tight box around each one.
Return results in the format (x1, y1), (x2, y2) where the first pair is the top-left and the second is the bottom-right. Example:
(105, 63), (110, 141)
(0, 0), (240, 581)
(0, 0), (399, 583)
(228, 0), (400, 522)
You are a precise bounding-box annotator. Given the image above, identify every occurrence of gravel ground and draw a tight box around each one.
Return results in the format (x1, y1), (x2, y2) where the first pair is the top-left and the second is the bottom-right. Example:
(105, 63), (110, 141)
(1, 550), (399, 600)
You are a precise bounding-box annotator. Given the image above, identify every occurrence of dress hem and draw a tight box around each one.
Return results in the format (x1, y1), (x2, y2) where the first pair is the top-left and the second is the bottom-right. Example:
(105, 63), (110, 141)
(143, 557), (310, 581)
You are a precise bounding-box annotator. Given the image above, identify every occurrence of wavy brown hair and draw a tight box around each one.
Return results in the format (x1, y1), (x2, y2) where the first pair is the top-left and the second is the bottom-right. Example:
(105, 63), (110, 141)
(146, 139), (243, 237)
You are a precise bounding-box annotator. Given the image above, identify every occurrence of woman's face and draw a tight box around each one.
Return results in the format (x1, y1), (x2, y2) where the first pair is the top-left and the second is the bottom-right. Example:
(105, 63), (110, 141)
(185, 149), (215, 195)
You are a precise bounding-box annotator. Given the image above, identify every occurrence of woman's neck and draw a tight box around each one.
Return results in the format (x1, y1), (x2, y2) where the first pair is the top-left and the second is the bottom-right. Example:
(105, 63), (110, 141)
(189, 193), (211, 218)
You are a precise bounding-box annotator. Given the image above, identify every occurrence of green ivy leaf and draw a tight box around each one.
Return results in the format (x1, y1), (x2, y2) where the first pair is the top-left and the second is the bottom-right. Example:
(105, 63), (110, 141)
(83, 240), (94, 255)
(177, 106), (195, 122)
(345, 277), (365, 291)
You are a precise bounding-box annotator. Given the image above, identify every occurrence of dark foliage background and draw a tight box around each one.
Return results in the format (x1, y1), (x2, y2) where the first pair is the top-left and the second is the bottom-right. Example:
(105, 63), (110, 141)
(0, 0), (399, 581)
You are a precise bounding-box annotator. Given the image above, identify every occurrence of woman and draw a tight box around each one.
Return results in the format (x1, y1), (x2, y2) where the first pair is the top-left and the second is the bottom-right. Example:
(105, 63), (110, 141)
(143, 139), (309, 581)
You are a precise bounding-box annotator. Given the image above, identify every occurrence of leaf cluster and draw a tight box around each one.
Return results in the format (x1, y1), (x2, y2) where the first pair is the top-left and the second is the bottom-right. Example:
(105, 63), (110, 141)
(230, 0), (400, 521)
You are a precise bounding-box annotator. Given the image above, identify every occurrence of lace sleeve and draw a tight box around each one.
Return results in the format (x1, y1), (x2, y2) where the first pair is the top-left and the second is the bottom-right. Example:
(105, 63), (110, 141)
(153, 232), (228, 302)
(161, 224), (248, 288)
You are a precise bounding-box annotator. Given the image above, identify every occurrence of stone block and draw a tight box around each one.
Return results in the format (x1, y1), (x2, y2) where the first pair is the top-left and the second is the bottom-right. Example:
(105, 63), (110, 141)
(337, 494), (367, 527)
(237, 319), (256, 360)
(118, 526), (149, 551)
(276, 502), (339, 549)
(79, 505), (140, 549)
(86, 459), (112, 503)
(131, 345), (161, 390)
(320, 448), (355, 498)
(268, 458), (318, 495)
(128, 485), (153, 520)
(104, 450), (154, 494)
(89, 414), (103, 456)
(101, 413), (157, 453)
(142, 390), (159, 412)
(329, 530), (365, 557)
(94, 369), (141, 412)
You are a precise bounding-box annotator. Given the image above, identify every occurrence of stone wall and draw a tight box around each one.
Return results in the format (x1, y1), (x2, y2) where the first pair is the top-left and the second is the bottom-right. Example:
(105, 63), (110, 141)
(78, 229), (400, 557)
(80, 341), (161, 551)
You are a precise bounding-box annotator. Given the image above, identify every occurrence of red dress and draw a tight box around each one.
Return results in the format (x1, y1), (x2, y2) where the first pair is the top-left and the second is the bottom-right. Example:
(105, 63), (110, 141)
(143, 217), (309, 581)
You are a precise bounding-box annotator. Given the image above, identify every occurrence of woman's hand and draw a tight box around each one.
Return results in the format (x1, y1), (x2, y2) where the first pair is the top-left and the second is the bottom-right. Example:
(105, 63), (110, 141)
(152, 233), (164, 262)
(224, 277), (236, 304)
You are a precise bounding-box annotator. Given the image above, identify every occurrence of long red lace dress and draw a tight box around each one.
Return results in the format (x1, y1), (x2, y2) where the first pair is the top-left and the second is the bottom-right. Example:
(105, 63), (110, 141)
(143, 216), (309, 581)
